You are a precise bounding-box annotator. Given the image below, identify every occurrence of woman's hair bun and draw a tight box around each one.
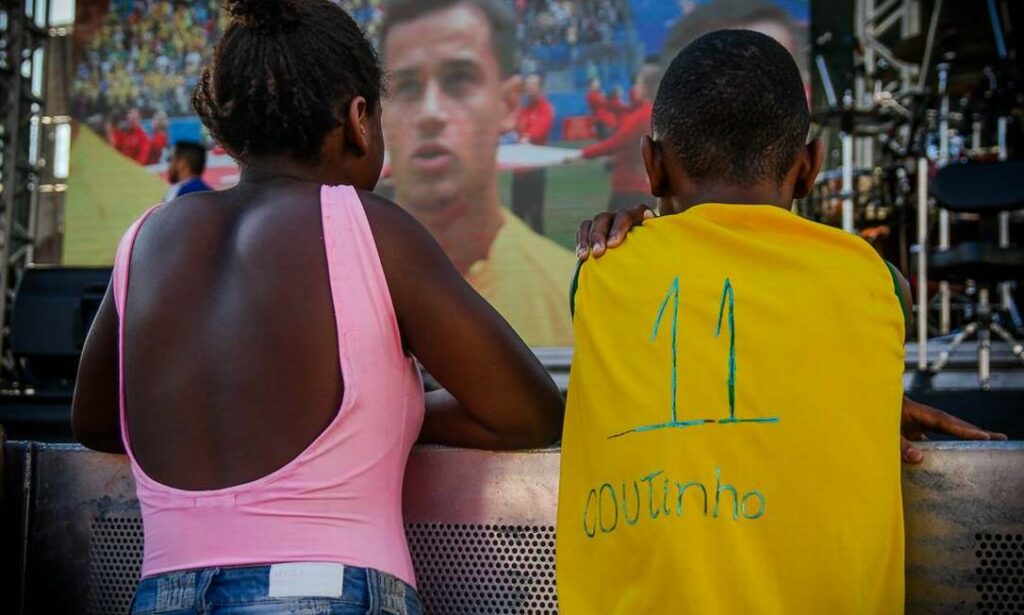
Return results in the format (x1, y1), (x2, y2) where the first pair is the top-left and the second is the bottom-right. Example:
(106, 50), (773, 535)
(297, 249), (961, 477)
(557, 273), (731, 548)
(226, 0), (300, 34)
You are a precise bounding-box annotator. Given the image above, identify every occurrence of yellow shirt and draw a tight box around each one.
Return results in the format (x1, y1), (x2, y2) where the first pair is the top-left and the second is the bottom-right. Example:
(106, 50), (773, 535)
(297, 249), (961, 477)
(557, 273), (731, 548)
(467, 210), (576, 347)
(558, 204), (905, 614)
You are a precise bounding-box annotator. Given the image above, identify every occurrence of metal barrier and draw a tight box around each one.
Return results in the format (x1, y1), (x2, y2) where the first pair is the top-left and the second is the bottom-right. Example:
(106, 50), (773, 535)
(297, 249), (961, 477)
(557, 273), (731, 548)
(2, 441), (1022, 614)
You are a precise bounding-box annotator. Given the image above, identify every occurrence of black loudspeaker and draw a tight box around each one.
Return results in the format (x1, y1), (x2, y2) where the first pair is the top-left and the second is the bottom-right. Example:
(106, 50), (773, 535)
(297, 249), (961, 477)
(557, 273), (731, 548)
(10, 266), (113, 390)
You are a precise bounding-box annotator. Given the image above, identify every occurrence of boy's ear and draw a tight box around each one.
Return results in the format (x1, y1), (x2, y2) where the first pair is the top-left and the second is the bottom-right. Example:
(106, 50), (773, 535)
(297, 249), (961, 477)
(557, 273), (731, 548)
(793, 138), (825, 199)
(642, 135), (669, 198)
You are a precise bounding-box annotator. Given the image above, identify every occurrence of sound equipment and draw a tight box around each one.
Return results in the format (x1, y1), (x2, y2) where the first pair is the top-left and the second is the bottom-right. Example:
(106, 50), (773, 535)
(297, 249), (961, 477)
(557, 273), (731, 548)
(10, 266), (112, 390)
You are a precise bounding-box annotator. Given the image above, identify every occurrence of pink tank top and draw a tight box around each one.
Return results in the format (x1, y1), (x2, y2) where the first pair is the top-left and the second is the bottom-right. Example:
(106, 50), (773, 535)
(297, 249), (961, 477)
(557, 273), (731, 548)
(112, 185), (425, 585)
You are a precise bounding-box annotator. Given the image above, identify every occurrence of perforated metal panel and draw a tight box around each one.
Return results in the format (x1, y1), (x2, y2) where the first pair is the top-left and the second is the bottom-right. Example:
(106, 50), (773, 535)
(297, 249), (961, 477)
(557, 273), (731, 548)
(85, 516), (143, 615)
(406, 523), (558, 614)
(83, 515), (559, 615)
(16, 442), (1024, 614)
(975, 533), (1024, 614)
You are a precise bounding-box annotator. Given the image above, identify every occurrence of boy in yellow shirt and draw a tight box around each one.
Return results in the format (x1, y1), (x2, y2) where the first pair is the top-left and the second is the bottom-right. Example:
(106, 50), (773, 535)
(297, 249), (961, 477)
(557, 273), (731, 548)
(558, 30), (1004, 614)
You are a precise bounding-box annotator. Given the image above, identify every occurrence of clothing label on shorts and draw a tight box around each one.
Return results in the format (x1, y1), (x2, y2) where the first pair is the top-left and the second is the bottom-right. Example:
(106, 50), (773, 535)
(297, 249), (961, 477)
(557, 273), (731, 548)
(268, 562), (345, 598)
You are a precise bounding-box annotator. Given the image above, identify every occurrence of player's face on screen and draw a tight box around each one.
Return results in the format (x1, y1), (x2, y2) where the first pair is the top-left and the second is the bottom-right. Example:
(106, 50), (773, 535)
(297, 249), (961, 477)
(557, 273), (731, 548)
(746, 19), (796, 56)
(382, 4), (518, 212)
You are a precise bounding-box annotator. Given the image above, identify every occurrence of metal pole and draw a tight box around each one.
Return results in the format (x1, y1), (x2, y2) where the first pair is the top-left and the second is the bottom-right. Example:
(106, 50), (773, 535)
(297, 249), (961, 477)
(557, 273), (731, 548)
(998, 117), (1009, 247)
(917, 157), (929, 371)
(916, 0), (943, 92)
(997, 117), (1012, 313)
(842, 132), (855, 232)
(25, 116), (41, 266)
(0, 0), (27, 362)
(855, 0), (867, 102)
(815, 55), (838, 109)
(978, 288), (992, 390)
(937, 64), (951, 334)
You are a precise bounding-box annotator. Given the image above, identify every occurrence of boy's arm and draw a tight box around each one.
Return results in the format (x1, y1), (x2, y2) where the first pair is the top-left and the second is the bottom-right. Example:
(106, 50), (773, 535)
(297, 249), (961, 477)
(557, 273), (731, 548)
(885, 261), (913, 338)
(901, 397), (1006, 462)
(886, 262), (1008, 462)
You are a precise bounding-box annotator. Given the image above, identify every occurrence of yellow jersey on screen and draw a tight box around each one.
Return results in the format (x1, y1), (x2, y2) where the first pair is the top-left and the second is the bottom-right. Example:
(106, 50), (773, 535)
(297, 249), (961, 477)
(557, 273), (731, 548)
(467, 210), (576, 347)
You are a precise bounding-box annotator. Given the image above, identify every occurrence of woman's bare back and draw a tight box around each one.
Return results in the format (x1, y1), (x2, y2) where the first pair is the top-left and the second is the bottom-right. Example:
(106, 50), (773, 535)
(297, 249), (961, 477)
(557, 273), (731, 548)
(124, 181), (342, 490)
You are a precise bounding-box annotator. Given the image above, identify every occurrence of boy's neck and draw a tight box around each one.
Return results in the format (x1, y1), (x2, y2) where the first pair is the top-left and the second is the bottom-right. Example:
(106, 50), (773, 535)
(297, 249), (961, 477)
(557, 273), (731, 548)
(665, 183), (792, 215)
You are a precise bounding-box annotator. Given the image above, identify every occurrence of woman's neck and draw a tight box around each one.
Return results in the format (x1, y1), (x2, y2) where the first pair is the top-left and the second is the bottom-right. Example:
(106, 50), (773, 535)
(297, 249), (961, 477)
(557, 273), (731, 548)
(239, 156), (353, 187)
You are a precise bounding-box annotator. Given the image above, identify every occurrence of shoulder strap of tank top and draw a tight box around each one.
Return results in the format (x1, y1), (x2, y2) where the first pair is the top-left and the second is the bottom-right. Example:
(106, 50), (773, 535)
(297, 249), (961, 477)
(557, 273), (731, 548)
(319, 185), (404, 370)
(113, 206), (161, 318)
(113, 204), (161, 458)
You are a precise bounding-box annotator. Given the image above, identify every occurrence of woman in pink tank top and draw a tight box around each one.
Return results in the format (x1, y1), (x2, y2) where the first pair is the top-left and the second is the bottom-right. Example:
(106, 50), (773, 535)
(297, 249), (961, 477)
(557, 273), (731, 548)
(70, 1), (563, 613)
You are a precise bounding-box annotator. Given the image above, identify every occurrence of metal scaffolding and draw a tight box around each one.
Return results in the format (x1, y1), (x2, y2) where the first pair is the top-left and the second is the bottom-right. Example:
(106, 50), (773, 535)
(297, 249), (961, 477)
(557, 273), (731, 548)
(0, 0), (62, 363)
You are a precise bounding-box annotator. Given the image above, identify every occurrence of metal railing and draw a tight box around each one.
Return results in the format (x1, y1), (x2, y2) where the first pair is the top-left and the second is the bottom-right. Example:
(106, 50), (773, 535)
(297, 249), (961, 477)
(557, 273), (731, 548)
(1, 440), (1022, 614)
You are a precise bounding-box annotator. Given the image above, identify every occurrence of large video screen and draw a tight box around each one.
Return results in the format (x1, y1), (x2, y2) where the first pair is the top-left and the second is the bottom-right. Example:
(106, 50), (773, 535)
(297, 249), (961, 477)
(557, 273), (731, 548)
(66, 0), (808, 347)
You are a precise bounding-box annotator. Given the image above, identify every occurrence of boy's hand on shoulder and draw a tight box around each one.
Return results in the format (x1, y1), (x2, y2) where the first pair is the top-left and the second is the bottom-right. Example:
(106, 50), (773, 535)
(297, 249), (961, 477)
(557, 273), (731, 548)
(576, 204), (654, 260)
(901, 396), (1008, 464)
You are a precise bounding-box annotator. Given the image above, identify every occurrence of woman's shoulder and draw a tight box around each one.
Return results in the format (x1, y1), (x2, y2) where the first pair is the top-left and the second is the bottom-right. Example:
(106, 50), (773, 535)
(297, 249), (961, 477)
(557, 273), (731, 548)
(356, 189), (436, 250)
(134, 184), (324, 270)
(355, 189), (468, 310)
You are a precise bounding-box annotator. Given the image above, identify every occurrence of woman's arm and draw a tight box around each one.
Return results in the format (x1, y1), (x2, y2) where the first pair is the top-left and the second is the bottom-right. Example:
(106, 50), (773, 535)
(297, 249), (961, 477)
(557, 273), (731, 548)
(363, 192), (563, 450)
(71, 284), (125, 454)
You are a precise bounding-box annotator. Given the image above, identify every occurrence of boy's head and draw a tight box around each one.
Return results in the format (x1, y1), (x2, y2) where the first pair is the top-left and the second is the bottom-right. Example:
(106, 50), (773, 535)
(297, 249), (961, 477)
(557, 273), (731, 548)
(643, 29), (822, 215)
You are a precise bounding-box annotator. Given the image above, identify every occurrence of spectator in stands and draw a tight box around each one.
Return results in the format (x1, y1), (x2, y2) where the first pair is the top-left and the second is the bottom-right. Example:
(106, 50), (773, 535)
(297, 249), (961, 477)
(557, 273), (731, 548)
(163, 141), (212, 201)
(106, 108), (151, 164)
(575, 64), (660, 211)
(516, 73), (555, 146)
(72, 0), (229, 118)
(380, 0), (576, 347)
(73, 1), (562, 611)
(627, 76), (641, 107)
(607, 84), (627, 119)
(586, 78), (617, 139)
(515, 0), (628, 52)
(147, 110), (169, 165)
(512, 72), (555, 233)
(72, 0), (633, 124)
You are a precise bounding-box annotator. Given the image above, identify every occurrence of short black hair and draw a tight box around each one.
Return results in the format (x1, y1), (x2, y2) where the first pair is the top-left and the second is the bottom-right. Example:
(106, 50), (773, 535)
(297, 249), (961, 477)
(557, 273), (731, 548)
(660, 0), (799, 68)
(380, 0), (517, 77)
(193, 0), (383, 163)
(172, 141), (207, 175)
(653, 29), (809, 186)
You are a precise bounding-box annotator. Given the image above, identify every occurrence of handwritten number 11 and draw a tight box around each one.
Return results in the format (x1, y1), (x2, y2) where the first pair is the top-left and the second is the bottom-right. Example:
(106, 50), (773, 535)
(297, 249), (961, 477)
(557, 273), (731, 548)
(650, 276), (680, 423)
(609, 276), (778, 439)
(715, 279), (738, 422)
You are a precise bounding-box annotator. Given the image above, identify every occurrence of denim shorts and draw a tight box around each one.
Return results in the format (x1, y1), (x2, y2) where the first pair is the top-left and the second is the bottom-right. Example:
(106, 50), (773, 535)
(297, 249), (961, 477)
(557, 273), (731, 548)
(131, 563), (424, 614)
